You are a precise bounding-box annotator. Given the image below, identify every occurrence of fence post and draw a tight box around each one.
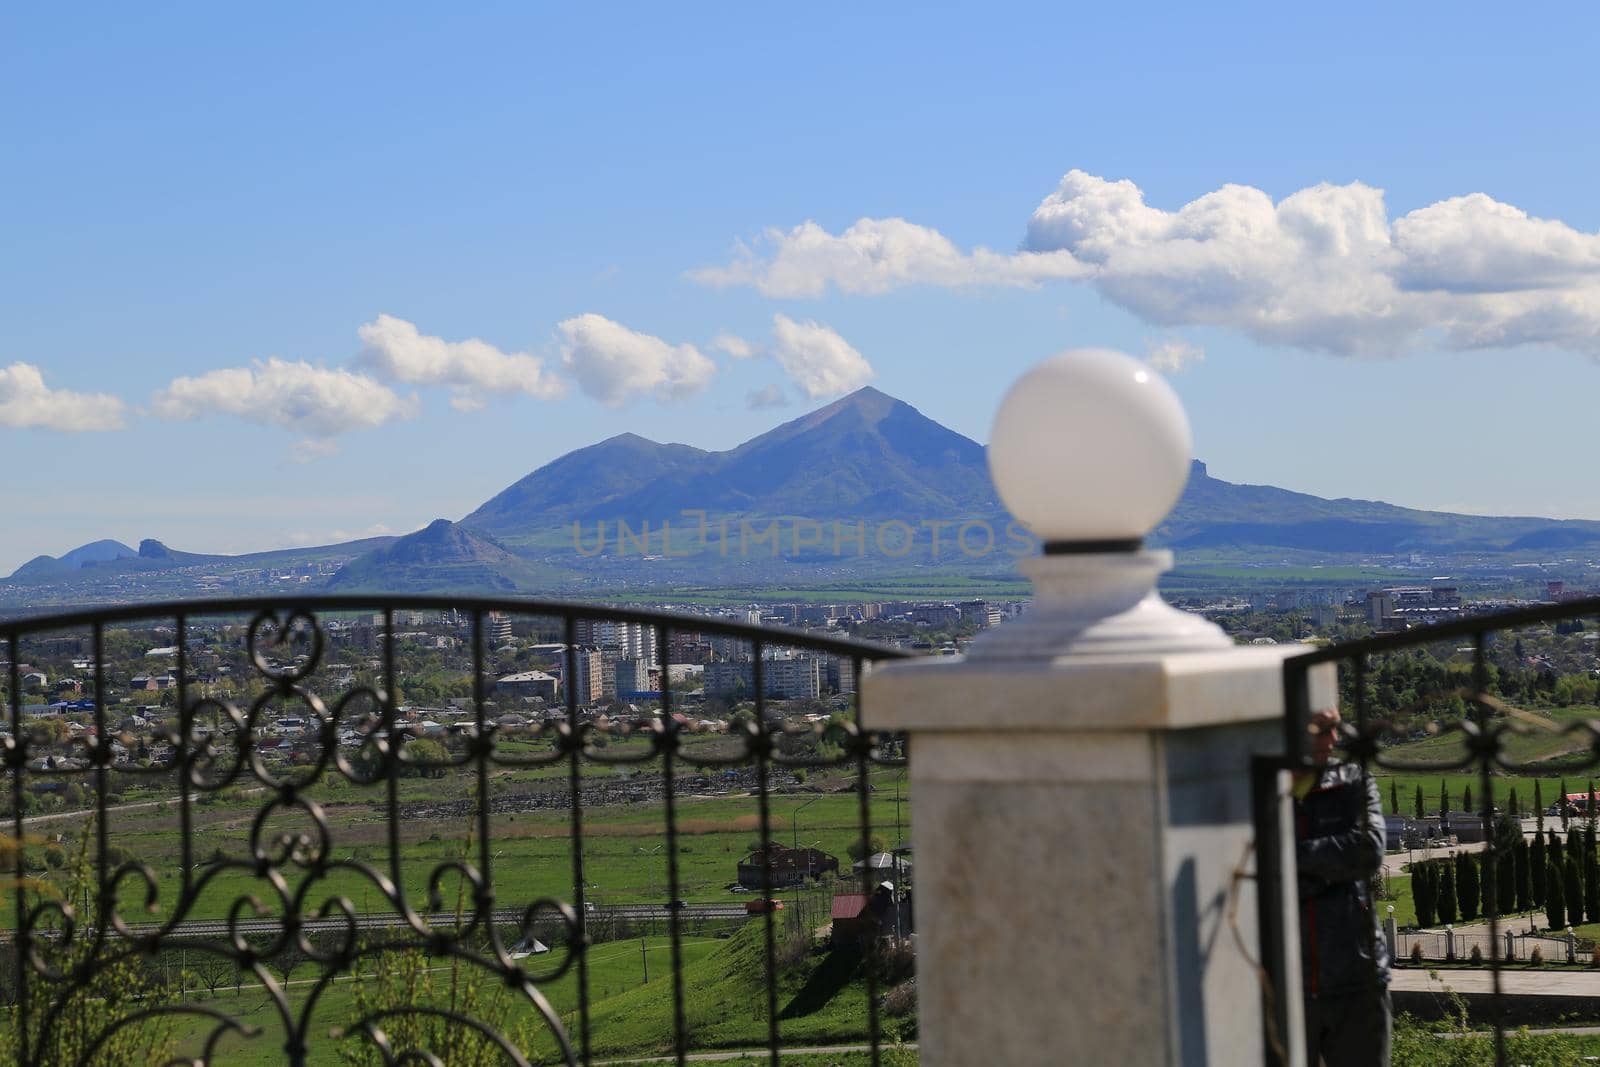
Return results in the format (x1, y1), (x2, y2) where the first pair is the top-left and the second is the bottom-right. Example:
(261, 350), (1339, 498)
(1385, 907), (1398, 962)
(864, 350), (1315, 1067)
(1567, 926), (1576, 963)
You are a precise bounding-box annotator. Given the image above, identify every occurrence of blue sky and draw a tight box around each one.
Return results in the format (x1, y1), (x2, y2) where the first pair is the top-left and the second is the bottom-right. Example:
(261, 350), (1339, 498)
(4, 3), (1600, 570)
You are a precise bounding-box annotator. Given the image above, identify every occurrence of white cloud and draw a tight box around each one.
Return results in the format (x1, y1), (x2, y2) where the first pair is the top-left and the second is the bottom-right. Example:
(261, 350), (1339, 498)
(745, 384), (789, 410)
(151, 358), (418, 444)
(0, 362), (126, 432)
(700, 169), (1600, 358)
(691, 217), (1087, 297)
(769, 315), (874, 399)
(1023, 170), (1600, 356)
(356, 313), (564, 409)
(556, 313), (717, 406)
(711, 332), (755, 359)
(1146, 339), (1205, 373)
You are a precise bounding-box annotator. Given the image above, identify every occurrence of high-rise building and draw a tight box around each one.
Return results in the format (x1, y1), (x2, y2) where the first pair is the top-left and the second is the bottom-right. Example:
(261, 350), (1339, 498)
(568, 647), (605, 705)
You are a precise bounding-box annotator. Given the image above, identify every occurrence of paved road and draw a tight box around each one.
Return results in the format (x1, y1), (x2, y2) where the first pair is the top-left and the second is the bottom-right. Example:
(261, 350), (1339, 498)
(1391, 968), (1600, 996)
(1384, 819), (1564, 876)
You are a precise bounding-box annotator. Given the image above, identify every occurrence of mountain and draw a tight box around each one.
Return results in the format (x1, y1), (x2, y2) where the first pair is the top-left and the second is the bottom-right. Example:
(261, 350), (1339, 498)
(324, 519), (548, 593)
(14, 386), (1600, 609)
(9, 539), (138, 580)
(463, 387), (1000, 535)
(1158, 461), (1600, 555)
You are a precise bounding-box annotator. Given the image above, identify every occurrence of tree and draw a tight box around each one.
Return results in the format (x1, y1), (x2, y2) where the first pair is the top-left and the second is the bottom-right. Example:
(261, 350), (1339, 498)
(1566, 856), (1585, 929)
(1562, 778), (1571, 829)
(1547, 861), (1567, 930)
(1390, 779), (1400, 815)
(1533, 832), (1547, 906)
(1457, 852), (1480, 921)
(1536, 779), (1546, 834)
(1515, 838), (1533, 913)
(1438, 862), (1458, 925)
(1463, 784), (1474, 815)
(846, 833), (888, 863)
(1414, 785), (1425, 821)
(1497, 847), (1516, 917)
(401, 737), (450, 778)
(1550, 829), (1565, 869)
(1414, 862), (1437, 928)
(1588, 849), (1600, 925)
(1441, 779), (1450, 816)
(1508, 787), (1520, 819)
(1591, 781), (1598, 831)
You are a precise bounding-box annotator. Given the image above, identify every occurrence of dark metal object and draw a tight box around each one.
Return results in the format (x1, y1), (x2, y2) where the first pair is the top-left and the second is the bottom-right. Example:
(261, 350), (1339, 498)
(1271, 594), (1600, 1067)
(1, 595), (909, 1066)
(1041, 538), (1144, 555)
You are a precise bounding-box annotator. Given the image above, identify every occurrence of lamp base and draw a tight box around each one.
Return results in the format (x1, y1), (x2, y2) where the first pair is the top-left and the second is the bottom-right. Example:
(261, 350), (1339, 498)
(967, 549), (1230, 661)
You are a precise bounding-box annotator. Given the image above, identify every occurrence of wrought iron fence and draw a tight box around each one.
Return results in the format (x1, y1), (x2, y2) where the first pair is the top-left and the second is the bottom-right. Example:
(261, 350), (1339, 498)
(1268, 595), (1600, 1067)
(0, 595), (910, 1066)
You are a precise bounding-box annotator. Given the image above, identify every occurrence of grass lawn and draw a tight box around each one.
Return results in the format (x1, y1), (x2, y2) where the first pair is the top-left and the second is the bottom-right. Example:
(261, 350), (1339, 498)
(11, 767), (911, 928)
(1377, 705), (1600, 771)
(1374, 771), (1598, 817)
(139, 925), (908, 1066)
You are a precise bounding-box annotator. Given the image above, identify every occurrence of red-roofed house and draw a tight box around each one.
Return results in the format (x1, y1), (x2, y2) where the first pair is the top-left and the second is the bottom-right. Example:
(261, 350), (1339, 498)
(831, 892), (871, 945)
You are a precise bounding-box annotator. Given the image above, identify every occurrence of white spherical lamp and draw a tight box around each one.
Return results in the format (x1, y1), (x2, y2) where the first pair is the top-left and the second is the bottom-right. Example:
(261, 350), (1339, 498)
(988, 348), (1192, 546)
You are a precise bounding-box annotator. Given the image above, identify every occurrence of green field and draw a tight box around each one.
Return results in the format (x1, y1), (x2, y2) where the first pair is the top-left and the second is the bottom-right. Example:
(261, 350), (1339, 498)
(11, 767), (910, 929)
(56, 923), (913, 1066)
(1374, 770), (1600, 816)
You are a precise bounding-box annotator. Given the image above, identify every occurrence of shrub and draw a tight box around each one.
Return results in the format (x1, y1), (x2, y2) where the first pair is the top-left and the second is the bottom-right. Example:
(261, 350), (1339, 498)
(1469, 944), (1484, 965)
(882, 977), (917, 1018)
(1409, 942), (1424, 966)
(1531, 945), (1545, 966)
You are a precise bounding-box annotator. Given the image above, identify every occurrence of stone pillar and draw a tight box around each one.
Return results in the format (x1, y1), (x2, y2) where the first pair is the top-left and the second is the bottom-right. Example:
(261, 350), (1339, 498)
(864, 350), (1314, 1067)
(1385, 907), (1398, 962)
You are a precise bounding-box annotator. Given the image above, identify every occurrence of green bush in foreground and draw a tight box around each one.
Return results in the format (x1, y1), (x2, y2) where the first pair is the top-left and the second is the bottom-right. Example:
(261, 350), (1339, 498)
(1394, 1010), (1592, 1066)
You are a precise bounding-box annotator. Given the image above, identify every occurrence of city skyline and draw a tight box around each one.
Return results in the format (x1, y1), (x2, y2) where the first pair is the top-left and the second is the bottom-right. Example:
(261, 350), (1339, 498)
(5, 4), (1600, 568)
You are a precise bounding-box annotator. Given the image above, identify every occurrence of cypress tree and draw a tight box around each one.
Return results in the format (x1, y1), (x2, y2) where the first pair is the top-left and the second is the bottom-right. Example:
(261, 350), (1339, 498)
(1533, 832), (1547, 905)
(1414, 784), (1425, 821)
(1464, 784), (1474, 814)
(1439, 862), (1458, 925)
(1484, 851), (1497, 921)
(1547, 860), (1567, 930)
(1498, 847), (1516, 916)
(1551, 829), (1565, 868)
(1566, 855), (1584, 928)
(1562, 778), (1571, 829)
(1536, 779), (1546, 834)
(1458, 852), (1481, 920)
(1587, 850), (1600, 924)
(1590, 781), (1597, 830)
(1441, 779), (1450, 816)
(1570, 829), (1585, 907)
(1509, 787), (1520, 820)
(1414, 861), (1436, 927)
(1516, 837), (1533, 913)
(1390, 779), (1400, 814)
